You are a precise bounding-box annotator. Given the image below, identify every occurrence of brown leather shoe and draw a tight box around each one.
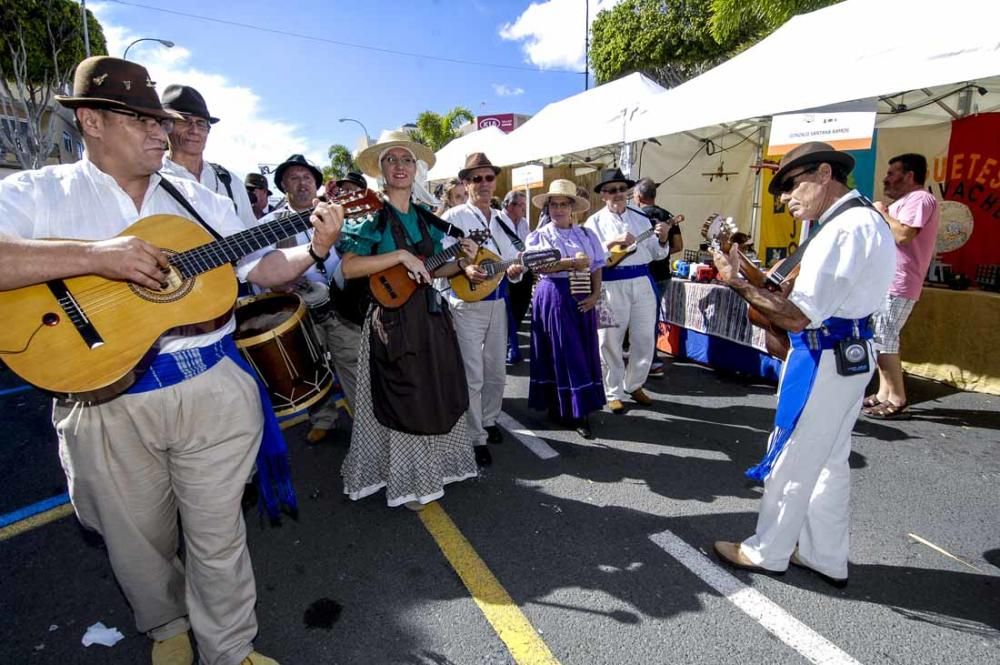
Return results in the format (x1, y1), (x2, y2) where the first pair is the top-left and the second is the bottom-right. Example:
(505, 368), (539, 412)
(713, 541), (785, 577)
(790, 549), (848, 588)
(629, 388), (654, 406)
(152, 633), (194, 665)
(241, 652), (280, 665)
(306, 427), (330, 444)
(608, 399), (625, 414)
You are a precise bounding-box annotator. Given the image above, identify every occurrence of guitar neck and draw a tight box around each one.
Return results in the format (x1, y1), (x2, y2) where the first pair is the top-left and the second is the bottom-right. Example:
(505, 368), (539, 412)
(170, 208), (316, 278)
(426, 242), (469, 273)
(631, 227), (656, 246)
(483, 257), (520, 277)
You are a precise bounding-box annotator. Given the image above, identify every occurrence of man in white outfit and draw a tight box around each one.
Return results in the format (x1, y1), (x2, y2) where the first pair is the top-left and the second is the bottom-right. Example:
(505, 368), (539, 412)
(584, 168), (671, 414)
(441, 153), (525, 467)
(712, 142), (895, 588)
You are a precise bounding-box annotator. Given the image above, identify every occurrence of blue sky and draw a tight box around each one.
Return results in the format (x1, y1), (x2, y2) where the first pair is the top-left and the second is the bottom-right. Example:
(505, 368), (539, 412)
(88, 0), (622, 179)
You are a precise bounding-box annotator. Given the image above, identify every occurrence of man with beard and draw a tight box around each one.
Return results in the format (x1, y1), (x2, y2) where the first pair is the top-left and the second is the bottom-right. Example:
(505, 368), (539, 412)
(160, 85), (257, 230)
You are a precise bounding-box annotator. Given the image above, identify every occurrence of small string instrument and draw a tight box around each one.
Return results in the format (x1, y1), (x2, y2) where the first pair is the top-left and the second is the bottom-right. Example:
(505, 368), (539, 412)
(604, 207), (681, 268)
(449, 247), (562, 302)
(369, 229), (490, 308)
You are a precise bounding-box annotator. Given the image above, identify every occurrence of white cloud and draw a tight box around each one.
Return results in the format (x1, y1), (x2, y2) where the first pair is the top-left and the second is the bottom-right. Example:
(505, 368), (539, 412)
(92, 6), (323, 181)
(492, 83), (525, 97)
(499, 0), (624, 70)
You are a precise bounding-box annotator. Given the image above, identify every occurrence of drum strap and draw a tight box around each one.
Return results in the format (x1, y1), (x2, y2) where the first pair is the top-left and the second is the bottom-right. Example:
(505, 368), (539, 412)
(126, 336), (298, 524)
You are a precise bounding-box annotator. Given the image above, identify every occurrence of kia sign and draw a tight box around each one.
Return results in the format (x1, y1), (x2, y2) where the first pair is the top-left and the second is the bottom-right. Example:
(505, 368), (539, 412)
(477, 114), (523, 133)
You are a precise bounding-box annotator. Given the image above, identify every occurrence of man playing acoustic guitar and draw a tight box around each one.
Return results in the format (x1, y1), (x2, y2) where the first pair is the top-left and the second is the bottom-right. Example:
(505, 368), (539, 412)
(0, 57), (344, 665)
(711, 142), (895, 589)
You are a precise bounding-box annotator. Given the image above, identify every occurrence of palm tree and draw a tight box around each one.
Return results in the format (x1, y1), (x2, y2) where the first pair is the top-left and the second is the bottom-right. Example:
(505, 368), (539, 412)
(406, 107), (474, 152)
(322, 143), (356, 181)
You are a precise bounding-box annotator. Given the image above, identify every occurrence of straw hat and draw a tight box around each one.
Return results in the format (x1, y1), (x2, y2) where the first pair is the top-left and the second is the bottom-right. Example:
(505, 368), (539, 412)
(355, 129), (436, 177)
(532, 179), (591, 213)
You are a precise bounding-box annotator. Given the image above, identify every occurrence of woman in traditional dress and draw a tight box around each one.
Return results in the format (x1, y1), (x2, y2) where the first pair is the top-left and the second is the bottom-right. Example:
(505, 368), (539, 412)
(338, 129), (479, 511)
(525, 179), (606, 439)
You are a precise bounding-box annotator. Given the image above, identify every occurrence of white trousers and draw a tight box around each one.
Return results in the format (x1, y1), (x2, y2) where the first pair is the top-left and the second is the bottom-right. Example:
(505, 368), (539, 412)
(598, 276), (657, 401)
(740, 346), (874, 580)
(53, 358), (264, 665)
(450, 297), (507, 446)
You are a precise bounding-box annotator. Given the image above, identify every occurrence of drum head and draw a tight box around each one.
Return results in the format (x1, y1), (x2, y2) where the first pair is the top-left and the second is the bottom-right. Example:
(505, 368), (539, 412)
(235, 293), (303, 342)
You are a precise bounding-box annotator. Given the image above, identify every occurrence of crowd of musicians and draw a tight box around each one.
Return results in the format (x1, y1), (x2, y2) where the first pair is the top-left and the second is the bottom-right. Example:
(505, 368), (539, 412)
(0, 56), (925, 665)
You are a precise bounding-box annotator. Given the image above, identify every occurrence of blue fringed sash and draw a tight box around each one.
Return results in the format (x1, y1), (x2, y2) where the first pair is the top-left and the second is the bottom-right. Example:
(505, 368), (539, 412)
(127, 336), (297, 522)
(745, 317), (872, 482)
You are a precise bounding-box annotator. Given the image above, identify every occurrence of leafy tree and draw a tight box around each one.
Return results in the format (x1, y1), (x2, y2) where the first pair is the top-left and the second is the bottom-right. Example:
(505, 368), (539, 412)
(0, 0), (108, 169)
(322, 143), (356, 181)
(590, 0), (757, 88)
(406, 107), (474, 152)
(709, 0), (841, 44)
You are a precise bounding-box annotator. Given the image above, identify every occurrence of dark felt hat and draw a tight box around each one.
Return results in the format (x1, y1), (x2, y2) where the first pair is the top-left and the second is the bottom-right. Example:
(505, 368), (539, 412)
(594, 167), (636, 193)
(161, 84), (220, 123)
(55, 56), (180, 120)
(274, 154), (322, 193)
(245, 172), (272, 195)
(336, 171), (367, 190)
(768, 141), (855, 196)
(458, 152), (501, 180)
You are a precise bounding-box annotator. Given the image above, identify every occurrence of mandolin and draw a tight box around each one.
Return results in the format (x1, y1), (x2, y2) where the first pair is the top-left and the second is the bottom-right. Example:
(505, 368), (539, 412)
(0, 189), (381, 400)
(449, 247), (561, 302)
(605, 207), (681, 269)
(368, 229), (489, 308)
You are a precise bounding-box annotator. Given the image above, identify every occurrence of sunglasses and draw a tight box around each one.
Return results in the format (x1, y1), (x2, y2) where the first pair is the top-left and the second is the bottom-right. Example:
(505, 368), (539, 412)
(467, 174), (496, 184)
(602, 185), (629, 194)
(778, 166), (819, 194)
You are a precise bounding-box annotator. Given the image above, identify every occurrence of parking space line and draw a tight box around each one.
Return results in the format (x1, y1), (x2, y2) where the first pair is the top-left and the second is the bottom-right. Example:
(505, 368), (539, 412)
(650, 529), (864, 665)
(419, 502), (561, 665)
(499, 412), (559, 460)
(0, 503), (74, 543)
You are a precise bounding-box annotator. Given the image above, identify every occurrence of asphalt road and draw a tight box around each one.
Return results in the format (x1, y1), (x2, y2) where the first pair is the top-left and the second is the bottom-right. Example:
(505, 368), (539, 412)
(1, 350), (998, 665)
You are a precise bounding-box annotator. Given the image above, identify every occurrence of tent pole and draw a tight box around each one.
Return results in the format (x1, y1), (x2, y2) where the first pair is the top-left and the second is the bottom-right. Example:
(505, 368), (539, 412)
(749, 126), (765, 245)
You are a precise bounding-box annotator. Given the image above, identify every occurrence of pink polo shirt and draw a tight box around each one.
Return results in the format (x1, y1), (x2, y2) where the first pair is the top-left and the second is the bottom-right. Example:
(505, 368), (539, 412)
(889, 189), (939, 299)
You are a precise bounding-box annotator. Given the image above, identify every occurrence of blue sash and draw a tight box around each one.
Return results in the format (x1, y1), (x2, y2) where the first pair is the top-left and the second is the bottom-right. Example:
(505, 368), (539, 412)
(602, 264), (650, 281)
(480, 279), (509, 301)
(745, 317), (872, 482)
(127, 336), (297, 523)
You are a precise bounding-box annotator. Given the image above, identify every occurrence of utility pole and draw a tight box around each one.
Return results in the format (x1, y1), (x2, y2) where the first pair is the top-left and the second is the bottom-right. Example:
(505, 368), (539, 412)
(584, 0), (589, 90)
(81, 0), (91, 57)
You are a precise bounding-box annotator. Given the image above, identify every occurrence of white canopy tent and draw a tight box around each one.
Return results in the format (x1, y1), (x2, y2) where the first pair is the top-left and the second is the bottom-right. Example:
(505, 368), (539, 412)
(427, 126), (510, 182)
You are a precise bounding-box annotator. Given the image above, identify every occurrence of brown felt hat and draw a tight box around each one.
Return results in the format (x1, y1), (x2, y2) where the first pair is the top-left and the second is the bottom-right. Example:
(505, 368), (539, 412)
(768, 142), (855, 196)
(458, 152), (501, 180)
(55, 56), (180, 120)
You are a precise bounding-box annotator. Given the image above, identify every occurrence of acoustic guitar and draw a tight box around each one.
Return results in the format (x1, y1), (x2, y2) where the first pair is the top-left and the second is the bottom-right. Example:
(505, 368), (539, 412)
(605, 207), (682, 269)
(368, 229), (490, 308)
(0, 190), (381, 400)
(449, 247), (561, 302)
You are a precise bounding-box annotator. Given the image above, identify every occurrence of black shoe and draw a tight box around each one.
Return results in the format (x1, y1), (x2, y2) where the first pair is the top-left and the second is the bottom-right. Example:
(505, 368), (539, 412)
(574, 417), (593, 439)
(474, 446), (492, 467)
(485, 425), (504, 444)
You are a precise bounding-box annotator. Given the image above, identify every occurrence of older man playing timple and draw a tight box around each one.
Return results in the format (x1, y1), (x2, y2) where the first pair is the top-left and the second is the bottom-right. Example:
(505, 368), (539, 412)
(441, 153), (525, 467)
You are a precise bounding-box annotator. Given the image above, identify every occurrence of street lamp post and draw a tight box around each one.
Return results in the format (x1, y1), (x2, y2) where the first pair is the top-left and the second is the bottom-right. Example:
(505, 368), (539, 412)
(123, 38), (175, 60)
(338, 117), (371, 148)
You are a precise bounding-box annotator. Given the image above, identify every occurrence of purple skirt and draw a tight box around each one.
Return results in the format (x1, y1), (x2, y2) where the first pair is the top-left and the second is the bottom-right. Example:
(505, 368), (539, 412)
(529, 277), (605, 418)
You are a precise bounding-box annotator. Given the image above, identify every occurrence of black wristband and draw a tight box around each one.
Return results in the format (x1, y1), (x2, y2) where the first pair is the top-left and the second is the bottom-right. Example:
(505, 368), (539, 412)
(308, 243), (329, 275)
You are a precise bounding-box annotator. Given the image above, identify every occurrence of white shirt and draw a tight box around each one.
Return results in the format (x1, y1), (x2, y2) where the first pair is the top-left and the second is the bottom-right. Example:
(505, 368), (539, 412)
(789, 191), (897, 328)
(162, 157), (258, 231)
(252, 204), (342, 287)
(0, 157), (261, 352)
(584, 205), (669, 267)
(498, 209), (529, 242)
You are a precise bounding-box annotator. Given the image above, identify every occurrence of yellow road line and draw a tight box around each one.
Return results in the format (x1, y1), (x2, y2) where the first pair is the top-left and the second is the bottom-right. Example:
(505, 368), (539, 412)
(0, 503), (75, 543)
(419, 502), (561, 665)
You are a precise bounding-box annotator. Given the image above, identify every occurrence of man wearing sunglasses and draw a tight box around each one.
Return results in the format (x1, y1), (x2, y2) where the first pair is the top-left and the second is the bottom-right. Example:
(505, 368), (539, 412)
(440, 152), (526, 467)
(584, 168), (672, 415)
(0, 57), (344, 665)
(160, 85), (258, 231)
(711, 141), (895, 589)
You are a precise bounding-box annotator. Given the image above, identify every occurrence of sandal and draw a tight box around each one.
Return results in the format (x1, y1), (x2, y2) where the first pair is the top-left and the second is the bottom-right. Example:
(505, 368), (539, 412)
(862, 395), (882, 409)
(864, 401), (909, 420)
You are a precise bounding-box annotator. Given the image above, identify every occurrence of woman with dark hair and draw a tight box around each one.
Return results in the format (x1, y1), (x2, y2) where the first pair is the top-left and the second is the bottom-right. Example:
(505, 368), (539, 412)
(338, 130), (479, 511)
(525, 179), (606, 438)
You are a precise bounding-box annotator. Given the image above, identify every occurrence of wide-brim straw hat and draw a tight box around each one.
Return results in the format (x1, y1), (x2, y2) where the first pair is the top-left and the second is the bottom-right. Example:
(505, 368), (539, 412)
(768, 141), (855, 196)
(55, 56), (181, 120)
(356, 129), (436, 178)
(532, 179), (591, 213)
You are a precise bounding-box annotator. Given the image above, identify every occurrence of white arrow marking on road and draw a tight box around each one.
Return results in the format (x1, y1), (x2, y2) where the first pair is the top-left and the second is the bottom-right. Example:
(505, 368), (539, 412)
(650, 529), (864, 665)
(498, 411), (560, 460)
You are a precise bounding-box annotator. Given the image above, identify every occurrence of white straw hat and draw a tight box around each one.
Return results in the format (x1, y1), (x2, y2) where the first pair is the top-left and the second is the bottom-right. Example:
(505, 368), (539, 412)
(531, 179), (590, 213)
